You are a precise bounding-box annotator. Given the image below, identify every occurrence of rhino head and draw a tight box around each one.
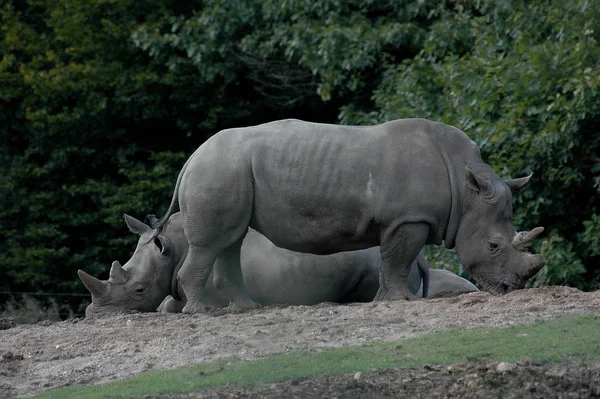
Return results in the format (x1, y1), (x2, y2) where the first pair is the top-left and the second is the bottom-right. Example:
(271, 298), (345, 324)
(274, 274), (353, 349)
(78, 213), (187, 317)
(453, 165), (546, 294)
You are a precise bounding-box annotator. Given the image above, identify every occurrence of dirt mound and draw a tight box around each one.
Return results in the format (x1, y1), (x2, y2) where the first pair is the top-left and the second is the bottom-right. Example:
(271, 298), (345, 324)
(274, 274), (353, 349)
(1, 286), (599, 398)
(0, 319), (15, 331)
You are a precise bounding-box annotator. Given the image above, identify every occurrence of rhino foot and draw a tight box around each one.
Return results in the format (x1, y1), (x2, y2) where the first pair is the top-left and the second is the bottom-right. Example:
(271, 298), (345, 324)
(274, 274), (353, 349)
(227, 298), (260, 312)
(182, 301), (214, 314)
(374, 287), (417, 301)
(157, 296), (186, 313)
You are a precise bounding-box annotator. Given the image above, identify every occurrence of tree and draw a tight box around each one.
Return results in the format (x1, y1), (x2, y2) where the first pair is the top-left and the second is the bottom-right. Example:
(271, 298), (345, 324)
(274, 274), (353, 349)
(1, 0), (598, 316)
(0, 0), (191, 302)
(341, 0), (600, 288)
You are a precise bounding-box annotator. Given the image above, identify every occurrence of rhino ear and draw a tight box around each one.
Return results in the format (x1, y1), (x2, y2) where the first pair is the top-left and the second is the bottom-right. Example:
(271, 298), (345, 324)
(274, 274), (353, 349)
(465, 166), (497, 201)
(124, 214), (151, 235)
(505, 173), (532, 193)
(153, 235), (171, 257)
(109, 261), (128, 284)
(78, 270), (108, 298)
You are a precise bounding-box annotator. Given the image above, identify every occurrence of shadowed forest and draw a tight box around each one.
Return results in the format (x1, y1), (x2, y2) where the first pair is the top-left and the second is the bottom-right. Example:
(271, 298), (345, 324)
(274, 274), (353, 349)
(1, 0), (599, 316)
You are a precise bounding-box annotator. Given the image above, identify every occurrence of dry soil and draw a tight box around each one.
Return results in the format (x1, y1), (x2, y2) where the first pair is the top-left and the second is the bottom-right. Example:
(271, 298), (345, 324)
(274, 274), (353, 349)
(1, 286), (599, 398)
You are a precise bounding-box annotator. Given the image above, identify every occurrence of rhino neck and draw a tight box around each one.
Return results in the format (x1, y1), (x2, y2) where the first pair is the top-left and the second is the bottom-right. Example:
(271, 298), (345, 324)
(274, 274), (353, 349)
(434, 141), (461, 250)
(441, 167), (460, 249)
(159, 212), (188, 302)
(434, 125), (486, 250)
(170, 245), (188, 301)
(170, 264), (181, 301)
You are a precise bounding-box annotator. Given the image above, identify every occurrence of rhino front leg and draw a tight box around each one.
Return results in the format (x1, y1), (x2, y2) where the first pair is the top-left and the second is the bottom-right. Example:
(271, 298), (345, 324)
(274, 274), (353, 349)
(375, 223), (429, 301)
(157, 295), (186, 313)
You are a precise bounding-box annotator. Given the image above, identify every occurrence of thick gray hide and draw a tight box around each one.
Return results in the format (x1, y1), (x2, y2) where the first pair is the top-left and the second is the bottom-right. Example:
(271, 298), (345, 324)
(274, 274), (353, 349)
(78, 213), (478, 317)
(149, 118), (544, 313)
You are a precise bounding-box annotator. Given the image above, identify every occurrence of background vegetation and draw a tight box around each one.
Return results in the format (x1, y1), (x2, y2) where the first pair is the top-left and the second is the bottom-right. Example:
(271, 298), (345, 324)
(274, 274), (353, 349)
(1, 0), (598, 312)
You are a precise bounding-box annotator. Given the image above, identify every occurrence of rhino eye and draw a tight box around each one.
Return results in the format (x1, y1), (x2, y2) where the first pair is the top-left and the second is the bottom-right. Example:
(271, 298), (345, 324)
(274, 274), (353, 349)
(135, 287), (145, 293)
(488, 241), (501, 252)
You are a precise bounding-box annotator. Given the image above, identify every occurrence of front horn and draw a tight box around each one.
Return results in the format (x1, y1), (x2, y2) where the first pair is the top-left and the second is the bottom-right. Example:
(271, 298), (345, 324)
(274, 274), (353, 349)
(78, 270), (108, 298)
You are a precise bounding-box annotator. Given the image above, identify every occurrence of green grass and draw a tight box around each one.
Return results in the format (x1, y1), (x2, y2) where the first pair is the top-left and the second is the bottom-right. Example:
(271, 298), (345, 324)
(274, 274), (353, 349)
(28, 314), (600, 399)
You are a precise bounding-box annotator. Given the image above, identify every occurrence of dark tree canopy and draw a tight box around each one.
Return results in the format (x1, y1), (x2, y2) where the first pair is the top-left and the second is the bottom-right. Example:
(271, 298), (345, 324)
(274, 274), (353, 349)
(1, 0), (598, 313)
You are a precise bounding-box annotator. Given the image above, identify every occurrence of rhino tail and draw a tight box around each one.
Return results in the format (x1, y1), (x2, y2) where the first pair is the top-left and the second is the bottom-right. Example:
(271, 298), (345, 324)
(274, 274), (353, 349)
(407, 250), (430, 298)
(153, 150), (197, 232)
(416, 251), (430, 298)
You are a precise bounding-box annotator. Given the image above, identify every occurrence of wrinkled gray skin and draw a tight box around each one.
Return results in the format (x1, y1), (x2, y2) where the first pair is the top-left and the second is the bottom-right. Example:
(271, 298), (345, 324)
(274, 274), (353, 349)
(78, 213), (478, 317)
(135, 118), (545, 314)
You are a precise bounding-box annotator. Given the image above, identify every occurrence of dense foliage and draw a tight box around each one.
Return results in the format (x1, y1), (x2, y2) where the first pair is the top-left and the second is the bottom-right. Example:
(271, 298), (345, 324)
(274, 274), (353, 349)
(1, 0), (598, 310)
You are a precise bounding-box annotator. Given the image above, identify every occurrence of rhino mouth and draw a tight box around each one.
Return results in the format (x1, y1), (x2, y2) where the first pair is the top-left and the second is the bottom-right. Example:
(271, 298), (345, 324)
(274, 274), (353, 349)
(85, 303), (140, 318)
(473, 272), (526, 295)
(481, 281), (522, 295)
(472, 247), (546, 296)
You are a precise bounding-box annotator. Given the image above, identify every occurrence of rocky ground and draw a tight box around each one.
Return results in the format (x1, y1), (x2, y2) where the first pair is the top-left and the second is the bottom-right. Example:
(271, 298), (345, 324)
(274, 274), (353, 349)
(183, 361), (600, 399)
(1, 286), (599, 398)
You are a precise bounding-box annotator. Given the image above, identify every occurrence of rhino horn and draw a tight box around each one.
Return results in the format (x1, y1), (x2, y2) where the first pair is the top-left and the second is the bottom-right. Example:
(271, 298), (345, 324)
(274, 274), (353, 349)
(109, 260), (128, 284)
(505, 173), (532, 192)
(524, 259), (546, 279)
(522, 251), (547, 279)
(512, 227), (545, 248)
(123, 214), (151, 235)
(78, 270), (108, 298)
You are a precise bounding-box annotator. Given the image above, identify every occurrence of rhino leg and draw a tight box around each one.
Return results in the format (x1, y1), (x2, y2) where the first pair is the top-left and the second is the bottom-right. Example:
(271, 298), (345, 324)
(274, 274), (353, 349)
(341, 276), (378, 303)
(213, 236), (259, 311)
(375, 223), (429, 301)
(157, 295), (185, 313)
(178, 245), (219, 314)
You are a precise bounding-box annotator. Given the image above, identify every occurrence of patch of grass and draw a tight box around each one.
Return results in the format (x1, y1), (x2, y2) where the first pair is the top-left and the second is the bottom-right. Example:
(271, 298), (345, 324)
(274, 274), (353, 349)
(29, 314), (600, 399)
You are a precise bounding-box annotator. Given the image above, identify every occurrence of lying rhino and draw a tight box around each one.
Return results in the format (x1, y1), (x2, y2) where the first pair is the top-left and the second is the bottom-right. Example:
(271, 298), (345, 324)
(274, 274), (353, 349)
(144, 118), (544, 313)
(157, 269), (479, 314)
(78, 213), (478, 317)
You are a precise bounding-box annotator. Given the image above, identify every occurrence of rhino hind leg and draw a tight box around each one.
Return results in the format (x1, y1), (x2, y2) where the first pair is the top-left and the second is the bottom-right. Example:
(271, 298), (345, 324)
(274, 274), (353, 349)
(213, 236), (259, 311)
(178, 245), (220, 314)
(375, 223), (430, 301)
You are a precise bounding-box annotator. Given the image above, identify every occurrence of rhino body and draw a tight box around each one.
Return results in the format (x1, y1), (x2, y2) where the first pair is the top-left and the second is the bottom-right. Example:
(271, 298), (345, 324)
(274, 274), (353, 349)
(79, 213), (478, 317)
(143, 118), (544, 313)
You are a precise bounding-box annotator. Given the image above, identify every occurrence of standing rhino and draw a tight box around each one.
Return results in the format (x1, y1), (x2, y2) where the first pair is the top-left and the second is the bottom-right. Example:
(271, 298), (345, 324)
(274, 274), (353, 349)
(78, 213), (478, 317)
(136, 118), (545, 314)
